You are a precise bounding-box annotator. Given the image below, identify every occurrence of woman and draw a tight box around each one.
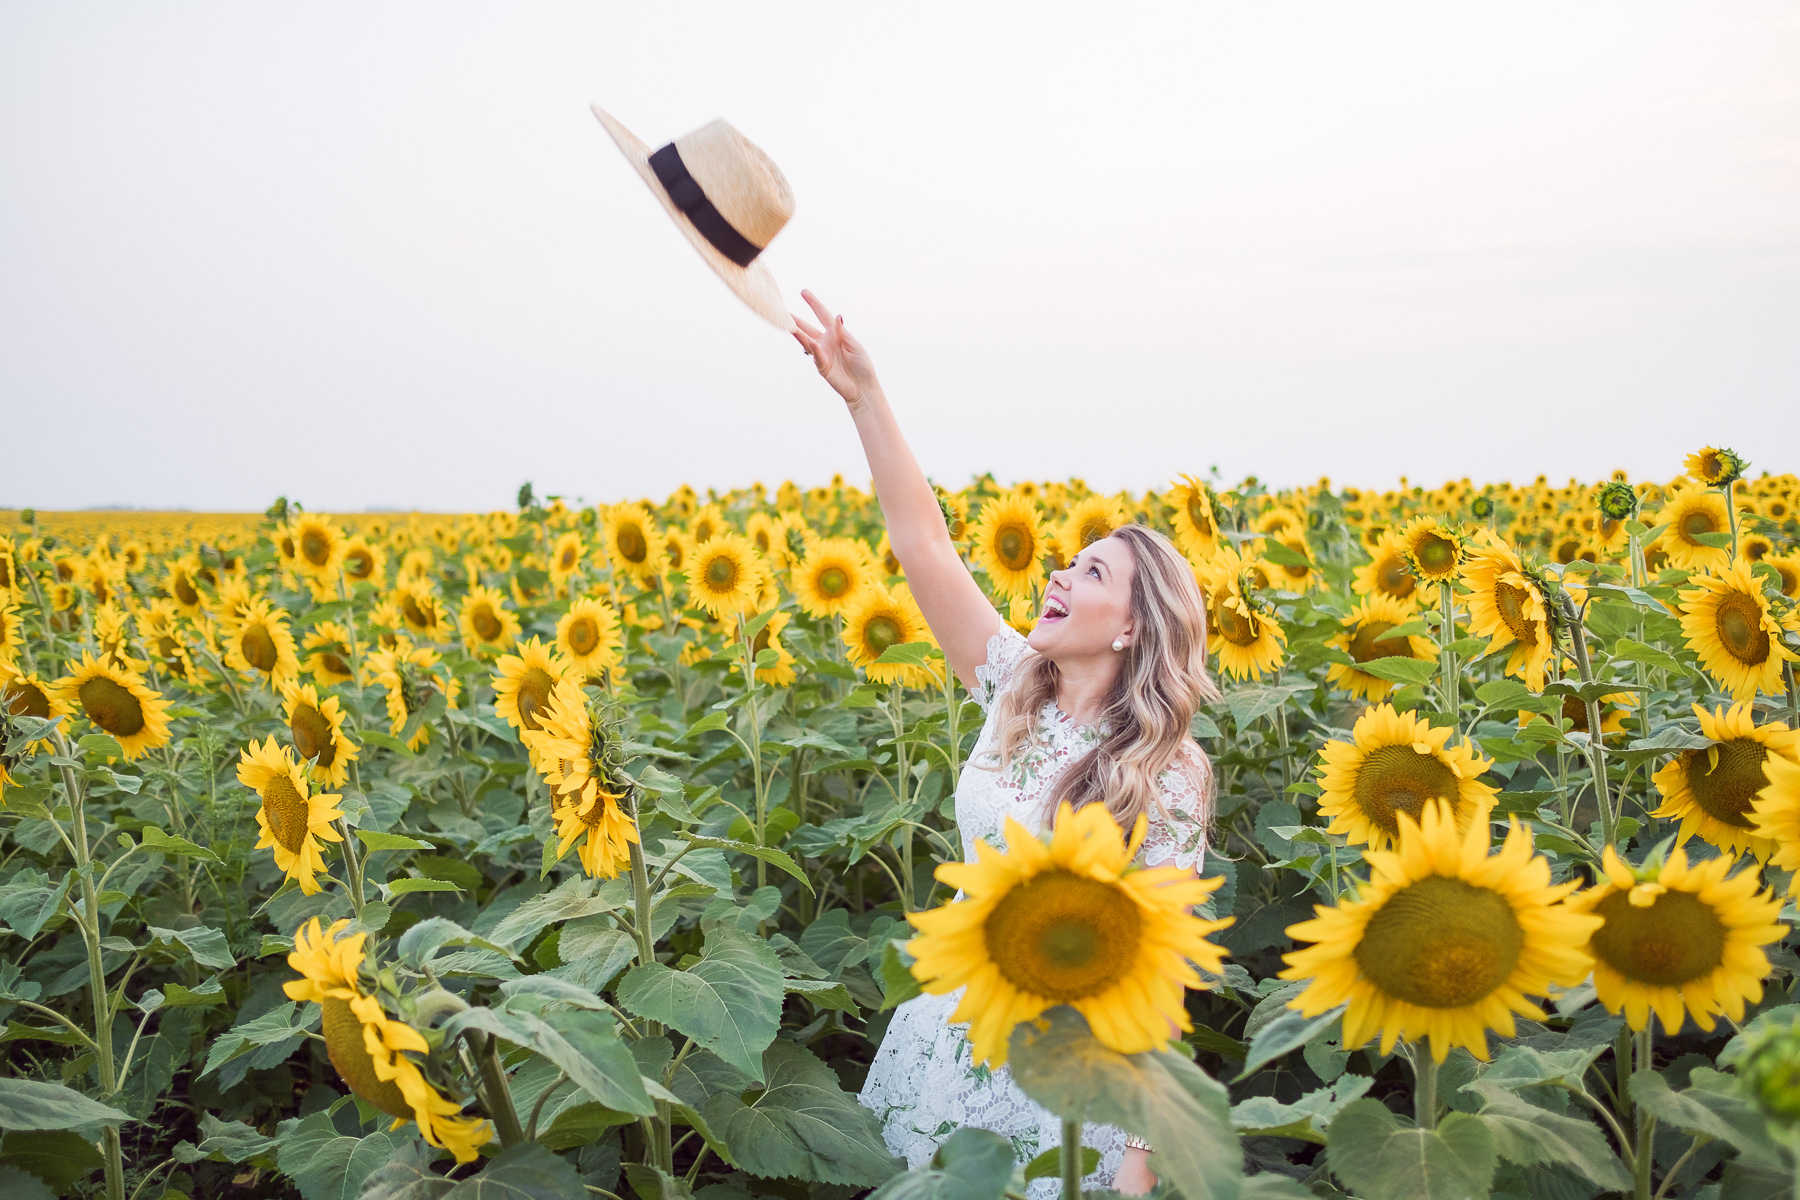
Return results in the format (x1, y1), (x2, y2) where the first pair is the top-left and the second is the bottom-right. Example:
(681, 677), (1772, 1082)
(792, 292), (1221, 1197)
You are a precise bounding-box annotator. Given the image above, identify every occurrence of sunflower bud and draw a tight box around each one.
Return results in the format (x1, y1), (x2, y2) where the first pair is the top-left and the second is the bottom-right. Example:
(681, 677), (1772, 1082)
(1686, 446), (1747, 487)
(1470, 495), (1496, 520)
(1597, 481), (1639, 521)
(1738, 1016), (1800, 1124)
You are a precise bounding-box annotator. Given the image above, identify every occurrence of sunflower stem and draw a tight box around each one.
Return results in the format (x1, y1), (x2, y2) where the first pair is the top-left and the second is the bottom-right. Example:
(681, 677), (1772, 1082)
(337, 816), (366, 909)
(625, 800), (658, 971)
(1723, 481), (1740, 561)
(1629, 532), (1654, 749)
(1566, 609), (1616, 848)
(1412, 1049), (1440, 1130)
(736, 613), (768, 895)
(1437, 582), (1460, 743)
(890, 683), (913, 911)
(1060, 1118), (1083, 1200)
(1634, 1024), (1655, 1200)
(473, 1030), (527, 1148)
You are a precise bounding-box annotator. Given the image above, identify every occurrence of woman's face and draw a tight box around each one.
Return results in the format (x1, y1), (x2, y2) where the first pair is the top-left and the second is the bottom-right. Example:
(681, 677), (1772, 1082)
(1028, 536), (1137, 661)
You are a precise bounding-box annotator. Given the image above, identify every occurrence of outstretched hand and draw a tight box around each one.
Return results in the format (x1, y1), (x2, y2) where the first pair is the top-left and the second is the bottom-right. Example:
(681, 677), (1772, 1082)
(793, 289), (879, 408)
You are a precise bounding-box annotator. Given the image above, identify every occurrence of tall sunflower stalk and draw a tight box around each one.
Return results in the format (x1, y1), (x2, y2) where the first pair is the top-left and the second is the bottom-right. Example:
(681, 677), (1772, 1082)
(1551, 585), (1617, 849)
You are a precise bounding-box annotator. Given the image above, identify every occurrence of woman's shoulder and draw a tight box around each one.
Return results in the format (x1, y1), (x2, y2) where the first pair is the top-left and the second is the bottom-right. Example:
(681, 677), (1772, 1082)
(972, 625), (1032, 712)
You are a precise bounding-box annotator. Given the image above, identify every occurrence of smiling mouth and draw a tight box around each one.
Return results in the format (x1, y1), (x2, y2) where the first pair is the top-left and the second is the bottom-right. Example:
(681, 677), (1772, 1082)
(1041, 595), (1068, 622)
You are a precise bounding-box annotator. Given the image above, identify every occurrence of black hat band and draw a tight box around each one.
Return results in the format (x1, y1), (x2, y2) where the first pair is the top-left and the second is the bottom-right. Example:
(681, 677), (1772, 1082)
(648, 143), (763, 268)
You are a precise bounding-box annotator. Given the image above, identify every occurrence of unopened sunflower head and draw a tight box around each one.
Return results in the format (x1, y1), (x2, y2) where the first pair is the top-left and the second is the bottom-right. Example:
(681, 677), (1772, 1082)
(1686, 447), (1747, 488)
(1597, 481), (1640, 522)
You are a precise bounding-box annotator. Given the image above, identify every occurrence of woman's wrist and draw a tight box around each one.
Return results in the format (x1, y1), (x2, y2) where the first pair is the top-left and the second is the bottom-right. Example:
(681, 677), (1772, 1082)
(844, 380), (883, 416)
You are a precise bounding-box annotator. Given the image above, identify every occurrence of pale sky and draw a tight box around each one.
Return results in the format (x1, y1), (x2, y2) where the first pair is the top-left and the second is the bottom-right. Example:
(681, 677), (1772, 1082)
(3, 2), (1796, 512)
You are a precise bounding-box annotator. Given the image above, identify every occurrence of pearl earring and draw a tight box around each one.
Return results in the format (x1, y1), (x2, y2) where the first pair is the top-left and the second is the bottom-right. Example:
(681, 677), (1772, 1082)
(1112, 637), (1126, 652)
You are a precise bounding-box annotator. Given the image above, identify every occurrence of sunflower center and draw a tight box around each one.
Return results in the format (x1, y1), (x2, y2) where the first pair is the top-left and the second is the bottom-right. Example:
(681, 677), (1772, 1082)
(291, 705), (337, 769)
(617, 525), (647, 564)
(1681, 510), (1718, 540)
(173, 573), (199, 606)
(516, 667), (554, 731)
(239, 624), (278, 673)
(1216, 604), (1260, 647)
(1186, 496), (1212, 535)
(345, 549), (373, 579)
(863, 615), (903, 656)
(1681, 739), (1770, 829)
(320, 650), (351, 678)
(1493, 581), (1539, 644)
(1077, 519), (1111, 549)
(567, 616), (599, 655)
(78, 677), (146, 738)
(321, 997), (413, 1120)
(818, 566), (850, 598)
(984, 870), (1143, 1002)
(301, 531), (331, 567)
(1347, 621), (1409, 663)
(4, 680), (50, 719)
(1416, 533), (1458, 574)
(559, 548), (577, 570)
(1377, 556), (1415, 599)
(705, 557), (739, 592)
(261, 772), (311, 853)
(1713, 593), (1770, 666)
(401, 595), (429, 627)
(1355, 876), (1524, 1008)
(471, 605), (503, 643)
(1590, 888), (1726, 987)
(1352, 744), (1464, 835)
(1561, 695), (1592, 733)
(996, 525), (1033, 571)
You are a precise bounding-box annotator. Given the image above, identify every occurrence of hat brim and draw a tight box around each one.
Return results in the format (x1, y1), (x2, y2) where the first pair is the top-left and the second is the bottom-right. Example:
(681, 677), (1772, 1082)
(591, 105), (796, 334)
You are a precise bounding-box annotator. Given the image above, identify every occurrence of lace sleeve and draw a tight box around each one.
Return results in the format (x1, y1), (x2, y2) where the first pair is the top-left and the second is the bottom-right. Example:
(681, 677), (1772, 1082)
(1139, 742), (1211, 871)
(971, 626), (1031, 713)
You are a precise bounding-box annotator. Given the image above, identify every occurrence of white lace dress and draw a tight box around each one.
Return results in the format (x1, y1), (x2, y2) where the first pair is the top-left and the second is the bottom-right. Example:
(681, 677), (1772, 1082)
(858, 628), (1210, 1195)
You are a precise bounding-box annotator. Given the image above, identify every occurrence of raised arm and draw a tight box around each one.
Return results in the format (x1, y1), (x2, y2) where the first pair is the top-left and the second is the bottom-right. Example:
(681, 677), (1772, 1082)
(793, 290), (1002, 686)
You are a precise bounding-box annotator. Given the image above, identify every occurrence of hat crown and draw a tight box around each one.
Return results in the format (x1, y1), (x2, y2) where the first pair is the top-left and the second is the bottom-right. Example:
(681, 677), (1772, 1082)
(672, 120), (793, 250)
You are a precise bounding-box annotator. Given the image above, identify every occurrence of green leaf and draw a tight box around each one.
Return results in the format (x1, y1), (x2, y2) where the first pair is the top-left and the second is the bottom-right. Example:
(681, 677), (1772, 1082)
(357, 730), (415, 756)
(878, 941), (923, 1011)
(1231, 1075), (1373, 1144)
(0, 1129), (104, 1192)
(1236, 1000), (1345, 1079)
(382, 877), (462, 898)
(395, 917), (521, 967)
(1326, 1099), (1497, 1200)
(701, 1039), (901, 1186)
(159, 979), (228, 1008)
(397, 688), (448, 750)
(356, 831), (435, 851)
(1607, 637), (1693, 677)
(0, 872), (70, 939)
(678, 833), (813, 894)
(77, 733), (124, 761)
(1022, 1145), (1101, 1185)
(1629, 1068), (1785, 1168)
(1476, 1044), (1606, 1091)
(1692, 530), (1734, 548)
(1474, 679), (1538, 710)
(488, 877), (626, 946)
(1190, 710), (1223, 738)
(617, 925), (783, 1079)
(1351, 657), (1440, 686)
(201, 1002), (318, 1078)
(1464, 1082), (1630, 1191)
(147, 924), (236, 971)
(684, 711), (731, 739)
(1225, 683), (1304, 727)
(783, 978), (860, 1015)
(867, 1127), (1016, 1200)
(140, 825), (222, 863)
(0, 1165), (52, 1200)
(0, 1078), (132, 1135)
(445, 1007), (653, 1117)
(1615, 726), (1715, 764)
(1008, 1008), (1241, 1200)
(274, 1112), (405, 1200)
(873, 641), (938, 667)
(1260, 539), (1313, 570)
(171, 1112), (280, 1165)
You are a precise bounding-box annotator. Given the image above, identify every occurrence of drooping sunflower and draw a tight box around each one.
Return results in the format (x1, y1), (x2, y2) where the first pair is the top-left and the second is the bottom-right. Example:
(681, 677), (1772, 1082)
(1653, 485), (1732, 573)
(289, 514), (345, 583)
(907, 802), (1231, 1067)
(603, 502), (665, 583)
(457, 585), (520, 656)
(238, 736), (343, 894)
(1351, 531), (1422, 609)
(1760, 553), (1800, 600)
(1461, 539), (1557, 692)
(733, 610), (797, 687)
(57, 654), (172, 760)
(302, 621), (357, 686)
(1571, 845), (1784, 1033)
(1678, 557), (1797, 701)
(842, 584), (940, 688)
(1203, 566), (1286, 681)
(492, 637), (567, 736)
(970, 491), (1047, 602)
(1167, 475), (1221, 560)
(368, 644), (460, 751)
(284, 918), (492, 1163)
(555, 596), (623, 679)
(1398, 516), (1465, 585)
(340, 535), (386, 590)
(522, 678), (640, 879)
(222, 597), (301, 688)
(281, 681), (360, 789)
(793, 538), (874, 618)
(0, 599), (24, 668)
(1282, 802), (1600, 1063)
(1058, 494), (1128, 557)
(1324, 594), (1436, 702)
(1315, 704), (1498, 849)
(1685, 446), (1746, 487)
(686, 534), (767, 620)
(548, 531), (585, 589)
(392, 580), (449, 643)
(1651, 701), (1798, 860)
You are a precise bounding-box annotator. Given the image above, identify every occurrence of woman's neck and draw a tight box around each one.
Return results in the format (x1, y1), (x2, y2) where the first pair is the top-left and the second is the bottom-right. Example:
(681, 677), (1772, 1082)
(1054, 655), (1120, 728)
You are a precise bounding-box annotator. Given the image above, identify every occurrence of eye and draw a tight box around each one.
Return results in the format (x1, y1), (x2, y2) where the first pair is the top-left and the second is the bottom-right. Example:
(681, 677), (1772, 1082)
(1087, 565), (1101, 579)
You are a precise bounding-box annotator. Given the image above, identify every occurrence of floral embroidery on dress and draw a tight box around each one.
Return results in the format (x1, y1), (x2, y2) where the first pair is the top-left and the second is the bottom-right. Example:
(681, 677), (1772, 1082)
(859, 625), (1213, 1195)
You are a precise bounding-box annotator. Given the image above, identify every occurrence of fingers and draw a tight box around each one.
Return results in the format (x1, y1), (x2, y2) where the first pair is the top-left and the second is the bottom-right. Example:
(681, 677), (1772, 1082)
(800, 289), (835, 327)
(794, 316), (825, 340)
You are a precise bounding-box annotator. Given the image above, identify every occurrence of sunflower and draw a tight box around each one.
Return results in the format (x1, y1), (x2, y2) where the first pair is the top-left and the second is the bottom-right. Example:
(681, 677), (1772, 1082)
(522, 678), (640, 879)
(1315, 704), (1498, 849)
(1519, 679), (1637, 740)
(1005, 594), (1037, 636)
(281, 682), (360, 789)
(0, 545), (16, 601)
(1282, 802), (1599, 1063)
(687, 534), (767, 620)
(549, 531), (585, 589)
(1325, 594), (1436, 702)
(732, 610), (797, 687)
(1167, 475), (1221, 560)
(289, 514), (345, 583)
(1352, 531), (1422, 609)
(492, 637), (567, 735)
(1058, 494), (1128, 556)
(689, 503), (727, 547)
(841, 585), (940, 688)
(57, 654), (171, 760)
(877, 532), (904, 578)
(392, 580), (449, 642)
(1571, 845), (1784, 1033)
(1398, 516), (1465, 585)
(793, 538), (874, 618)
(1653, 485), (1732, 573)
(555, 596), (623, 679)
(1255, 507), (1305, 538)
(302, 621), (357, 686)
(284, 918), (491, 1162)
(1205, 570), (1286, 681)
(1461, 539), (1557, 692)
(239, 737), (343, 894)
(1685, 446), (1746, 487)
(970, 491), (1047, 602)
(457, 585), (519, 656)
(0, 599), (24, 668)
(340, 535), (386, 590)
(222, 597), (300, 688)
(1752, 753), (1800, 896)
(603, 502), (665, 582)
(1263, 533), (1319, 593)
(1678, 557), (1797, 701)
(906, 802), (1231, 1067)
(1651, 701), (1798, 860)
(2, 668), (72, 751)
(368, 644), (460, 751)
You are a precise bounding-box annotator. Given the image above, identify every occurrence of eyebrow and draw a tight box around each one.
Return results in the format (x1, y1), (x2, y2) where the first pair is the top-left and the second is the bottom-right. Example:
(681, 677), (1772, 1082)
(1080, 553), (1111, 580)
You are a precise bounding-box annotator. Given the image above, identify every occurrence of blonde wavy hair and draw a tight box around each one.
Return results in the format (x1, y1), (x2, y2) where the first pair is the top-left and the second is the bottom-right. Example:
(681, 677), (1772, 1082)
(989, 524), (1221, 839)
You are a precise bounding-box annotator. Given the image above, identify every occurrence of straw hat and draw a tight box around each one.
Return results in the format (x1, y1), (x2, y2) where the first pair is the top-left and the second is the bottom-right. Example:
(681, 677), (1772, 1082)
(591, 106), (797, 332)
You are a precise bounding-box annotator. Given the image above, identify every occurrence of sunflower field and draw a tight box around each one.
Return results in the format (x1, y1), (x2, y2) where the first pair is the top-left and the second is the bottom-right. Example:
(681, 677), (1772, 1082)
(3, 452), (1800, 1200)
